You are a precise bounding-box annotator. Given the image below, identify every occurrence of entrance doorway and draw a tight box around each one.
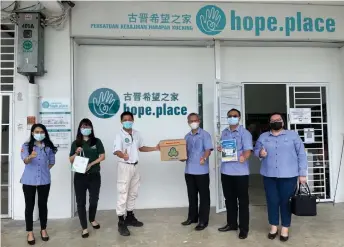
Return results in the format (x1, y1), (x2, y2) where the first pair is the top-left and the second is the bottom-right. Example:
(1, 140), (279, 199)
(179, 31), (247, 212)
(243, 83), (331, 206)
(244, 84), (287, 205)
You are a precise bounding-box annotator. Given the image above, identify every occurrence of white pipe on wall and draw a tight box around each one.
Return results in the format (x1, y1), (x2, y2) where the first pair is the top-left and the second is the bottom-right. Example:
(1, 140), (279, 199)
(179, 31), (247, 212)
(27, 82), (39, 221)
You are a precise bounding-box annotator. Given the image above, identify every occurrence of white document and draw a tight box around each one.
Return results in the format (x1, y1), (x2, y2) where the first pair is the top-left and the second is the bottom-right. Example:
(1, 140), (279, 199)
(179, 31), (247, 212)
(72, 153), (89, 174)
(304, 128), (315, 144)
(290, 108), (312, 124)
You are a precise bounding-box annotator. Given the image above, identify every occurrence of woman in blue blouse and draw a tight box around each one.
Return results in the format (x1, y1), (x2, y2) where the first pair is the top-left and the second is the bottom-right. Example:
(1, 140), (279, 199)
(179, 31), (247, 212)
(20, 123), (57, 245)
(254, 113), (307, 242)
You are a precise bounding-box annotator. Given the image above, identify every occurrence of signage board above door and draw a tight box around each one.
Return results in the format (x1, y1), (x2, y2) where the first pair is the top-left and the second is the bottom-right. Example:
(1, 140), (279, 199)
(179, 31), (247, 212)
(71, 2), (344, 41)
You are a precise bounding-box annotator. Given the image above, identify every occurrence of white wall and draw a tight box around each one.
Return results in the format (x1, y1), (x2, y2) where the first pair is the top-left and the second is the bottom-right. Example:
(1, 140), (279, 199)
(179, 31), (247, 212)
(74, 46), (216, 210)
(221, 47), (344, 202)
(337, 47), (344, 202)
(13, 24), (72, 219)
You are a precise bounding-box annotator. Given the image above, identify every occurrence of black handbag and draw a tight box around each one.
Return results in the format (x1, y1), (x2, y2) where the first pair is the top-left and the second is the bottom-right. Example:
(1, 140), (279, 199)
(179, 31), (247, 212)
(290, 183), (318, 216)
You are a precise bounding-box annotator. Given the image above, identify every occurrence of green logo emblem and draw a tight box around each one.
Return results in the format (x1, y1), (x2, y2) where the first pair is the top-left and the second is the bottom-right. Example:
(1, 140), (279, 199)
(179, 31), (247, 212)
(23, 40), (32, 51)
(168, 147), (179, 157)
(88, 88), (120, 119)
(125, 138), (130, 143)
(42, 101), (49, 108)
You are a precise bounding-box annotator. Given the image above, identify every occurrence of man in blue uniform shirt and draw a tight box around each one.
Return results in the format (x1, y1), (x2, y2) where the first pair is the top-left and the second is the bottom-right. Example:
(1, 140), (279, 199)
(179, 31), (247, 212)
(217, 108), (253, 239)
(181, 113), (213, 231)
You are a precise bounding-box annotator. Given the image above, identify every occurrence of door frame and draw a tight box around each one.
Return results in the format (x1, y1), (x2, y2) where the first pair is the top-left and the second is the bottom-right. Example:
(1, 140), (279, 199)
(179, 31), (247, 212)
(241, 82), (333, 202)
(214, 80), (243, 213)
(0, 92), (14, 218)
(286, 83), (332, 202)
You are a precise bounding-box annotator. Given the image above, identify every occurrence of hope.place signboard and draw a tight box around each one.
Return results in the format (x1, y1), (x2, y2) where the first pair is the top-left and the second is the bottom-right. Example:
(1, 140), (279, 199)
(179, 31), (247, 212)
(71, 2), (344, 41)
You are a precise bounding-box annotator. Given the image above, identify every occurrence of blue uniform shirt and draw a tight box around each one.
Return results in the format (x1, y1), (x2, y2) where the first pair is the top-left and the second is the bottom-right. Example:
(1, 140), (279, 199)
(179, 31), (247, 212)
(185, 128), (213, 175)
(220, 125), (253, 176)
(254, 130), (308, 178)
(20, 143), (56, 186)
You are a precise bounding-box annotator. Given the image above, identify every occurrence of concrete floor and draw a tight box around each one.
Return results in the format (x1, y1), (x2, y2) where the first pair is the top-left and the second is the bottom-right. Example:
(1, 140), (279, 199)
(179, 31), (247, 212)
(1, 204), (344, 247)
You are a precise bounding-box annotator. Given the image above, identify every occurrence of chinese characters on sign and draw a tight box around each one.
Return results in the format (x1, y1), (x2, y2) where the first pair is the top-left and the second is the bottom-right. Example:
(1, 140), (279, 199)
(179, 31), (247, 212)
(128, 13), (192, 25)
(123, 92), (179, 102)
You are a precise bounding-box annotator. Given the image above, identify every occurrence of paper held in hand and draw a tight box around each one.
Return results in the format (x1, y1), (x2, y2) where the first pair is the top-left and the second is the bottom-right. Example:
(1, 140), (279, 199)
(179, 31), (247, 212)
(72, 151), (89, 174)
(221, 139), (238, 162)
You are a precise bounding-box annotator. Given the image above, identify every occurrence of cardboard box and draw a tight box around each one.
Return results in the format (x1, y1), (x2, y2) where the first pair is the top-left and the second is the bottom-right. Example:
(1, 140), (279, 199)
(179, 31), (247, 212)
(159, 139), (187, 161)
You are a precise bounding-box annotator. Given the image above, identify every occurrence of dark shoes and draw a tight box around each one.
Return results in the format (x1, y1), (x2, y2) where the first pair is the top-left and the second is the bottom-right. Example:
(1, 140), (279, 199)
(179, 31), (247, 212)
(218, 225), (248, 239)
(195, 222), (208, 231)
(40, 230), (49, 241)
(27, 233), (35, 245)
(239, 230), (248, 239)
(125, 213), (144, 227)
(181, 219), (198, 226)
(280, 235), (289, 242)
(118, 212), (144, 236)
(218, 224), (238, 232)
(91, 223), (101, 229)
(81, 230), (89, 238)
(118, 221), (130, 236)
(268, 231), (278, 240)
(268, 230), (289, 242)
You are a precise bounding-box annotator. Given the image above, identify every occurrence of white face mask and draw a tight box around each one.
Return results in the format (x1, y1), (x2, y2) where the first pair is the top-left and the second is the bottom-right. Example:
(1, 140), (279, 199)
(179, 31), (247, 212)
(189, 122), (200, 130)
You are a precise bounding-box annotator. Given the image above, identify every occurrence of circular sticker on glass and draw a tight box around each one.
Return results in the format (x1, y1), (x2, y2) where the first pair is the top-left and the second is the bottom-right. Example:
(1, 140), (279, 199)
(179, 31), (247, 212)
(23, 40), (33, 51)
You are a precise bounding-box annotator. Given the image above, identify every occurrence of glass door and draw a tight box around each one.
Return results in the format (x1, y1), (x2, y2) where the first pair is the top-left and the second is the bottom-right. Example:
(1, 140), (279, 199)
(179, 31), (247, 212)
(287, 85), (331, 201)
(214, 81), (243, 213)
(1, 93), (13, 218)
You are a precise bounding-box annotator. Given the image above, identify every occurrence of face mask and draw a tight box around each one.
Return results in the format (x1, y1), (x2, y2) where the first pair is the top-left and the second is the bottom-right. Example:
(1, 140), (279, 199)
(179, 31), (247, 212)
(80, 128), (92, 136)
(270, 122), (283, 130)
(228, 117), (239, 126)
(122, 121), (133, 129)
(189, 122), (199, 130)
(33, 133), (45, 142)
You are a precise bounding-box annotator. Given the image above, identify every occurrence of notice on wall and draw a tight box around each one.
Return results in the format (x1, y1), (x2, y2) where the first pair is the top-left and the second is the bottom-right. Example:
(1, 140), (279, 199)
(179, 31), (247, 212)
(39, 99), (71, 149)
(304, 128), (315, 144)
(290, 108), (312, 124)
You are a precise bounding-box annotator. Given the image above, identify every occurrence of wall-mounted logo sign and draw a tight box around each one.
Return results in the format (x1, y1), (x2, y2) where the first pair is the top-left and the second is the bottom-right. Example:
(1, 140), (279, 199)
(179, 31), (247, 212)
(88, 88), (121, 119)
(42, 101), (50, 109)
(23, 40), (33, 52)
(196, 5), (226, 35)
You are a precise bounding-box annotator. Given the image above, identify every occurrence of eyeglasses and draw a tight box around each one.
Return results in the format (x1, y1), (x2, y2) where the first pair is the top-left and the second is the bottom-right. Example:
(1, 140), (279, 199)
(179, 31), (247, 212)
(270, 120), (283, 123)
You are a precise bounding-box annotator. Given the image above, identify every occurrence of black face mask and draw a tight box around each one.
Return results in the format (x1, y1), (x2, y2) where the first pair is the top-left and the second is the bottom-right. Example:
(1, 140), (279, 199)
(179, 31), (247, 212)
(270, 122), (283, 130)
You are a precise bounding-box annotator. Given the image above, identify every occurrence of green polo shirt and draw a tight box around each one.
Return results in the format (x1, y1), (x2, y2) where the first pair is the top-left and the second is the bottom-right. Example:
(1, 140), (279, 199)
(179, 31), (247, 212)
(70, 138), (105, 173)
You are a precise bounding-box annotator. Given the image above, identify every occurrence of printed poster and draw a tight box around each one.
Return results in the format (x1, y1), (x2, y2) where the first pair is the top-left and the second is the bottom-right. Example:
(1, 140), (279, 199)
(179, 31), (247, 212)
(304, 128), (315, 144)
(290, 108), (312, 124)
(221, 139), (238, 162)
(39, 98), (71, 149)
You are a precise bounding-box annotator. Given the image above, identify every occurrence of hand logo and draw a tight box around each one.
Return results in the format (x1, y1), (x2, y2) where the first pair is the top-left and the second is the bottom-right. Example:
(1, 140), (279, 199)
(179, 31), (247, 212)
(200, 7), (222, 33)
(92, 90), (116, 117)
(196, 5), (226, 36)
(88, 88), (121, 119)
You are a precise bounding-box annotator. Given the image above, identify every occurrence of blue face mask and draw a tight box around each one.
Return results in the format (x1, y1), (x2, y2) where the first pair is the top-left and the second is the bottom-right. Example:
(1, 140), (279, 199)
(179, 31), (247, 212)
(122, 121), (133, 129)
(33, 133), (45, 142)
(228, 117), (239, 126)
(80, 128), (92, 136)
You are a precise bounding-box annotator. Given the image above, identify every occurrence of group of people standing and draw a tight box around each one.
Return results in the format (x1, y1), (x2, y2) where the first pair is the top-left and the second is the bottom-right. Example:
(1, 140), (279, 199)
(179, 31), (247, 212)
(183, 109), (307, 242)
(19, 108), (307, 245)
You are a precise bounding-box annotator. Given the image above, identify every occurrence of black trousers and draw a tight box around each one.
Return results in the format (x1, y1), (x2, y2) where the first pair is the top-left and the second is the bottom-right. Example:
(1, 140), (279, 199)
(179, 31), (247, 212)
(23, 184), (51, 232)
(74, 172), (101, 230)
(221, 174), (249, 232)
(185, 173), (210, 224)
